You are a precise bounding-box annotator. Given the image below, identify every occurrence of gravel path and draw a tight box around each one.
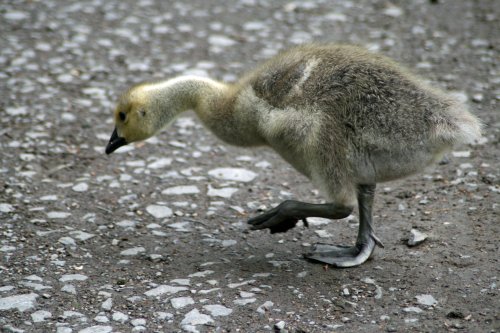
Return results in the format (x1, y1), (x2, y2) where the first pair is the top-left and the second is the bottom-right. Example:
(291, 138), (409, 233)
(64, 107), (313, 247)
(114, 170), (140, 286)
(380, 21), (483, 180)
(1, 0), (498, 332)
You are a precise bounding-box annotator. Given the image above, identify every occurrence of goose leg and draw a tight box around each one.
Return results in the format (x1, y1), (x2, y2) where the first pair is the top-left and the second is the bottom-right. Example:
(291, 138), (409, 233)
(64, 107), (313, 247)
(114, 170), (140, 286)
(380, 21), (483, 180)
(304, 184), (384, 267)
(248, 200), (353, 234)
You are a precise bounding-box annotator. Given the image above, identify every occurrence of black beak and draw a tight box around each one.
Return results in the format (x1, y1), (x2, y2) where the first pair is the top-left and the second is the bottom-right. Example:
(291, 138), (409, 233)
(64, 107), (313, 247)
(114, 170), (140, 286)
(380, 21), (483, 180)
(105, 128), (128, 154)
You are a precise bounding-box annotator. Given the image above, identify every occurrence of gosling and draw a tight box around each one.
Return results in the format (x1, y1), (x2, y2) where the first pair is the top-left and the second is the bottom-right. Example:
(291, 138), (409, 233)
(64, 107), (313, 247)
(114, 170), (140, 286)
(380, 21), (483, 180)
(105, 44), (481, 267)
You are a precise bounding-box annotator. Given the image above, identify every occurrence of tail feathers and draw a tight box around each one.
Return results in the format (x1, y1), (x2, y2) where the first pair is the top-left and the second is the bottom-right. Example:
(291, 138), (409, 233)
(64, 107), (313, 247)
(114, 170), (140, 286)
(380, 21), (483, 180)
(433, 101), (483, 145)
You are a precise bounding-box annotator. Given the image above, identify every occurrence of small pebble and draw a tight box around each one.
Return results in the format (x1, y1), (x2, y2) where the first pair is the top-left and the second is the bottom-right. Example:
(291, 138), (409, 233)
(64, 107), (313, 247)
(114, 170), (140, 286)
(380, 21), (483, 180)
(408, 229), (428, 247)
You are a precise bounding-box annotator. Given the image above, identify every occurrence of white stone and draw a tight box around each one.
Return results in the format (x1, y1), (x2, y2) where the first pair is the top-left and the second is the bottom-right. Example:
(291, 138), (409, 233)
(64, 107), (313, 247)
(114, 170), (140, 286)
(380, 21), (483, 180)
(207, 185), (238, 198)
(59, 237), (77, 247)
(383, 5), (403, 17)
(101, 298), (112, 311)
(240, 291), (255, 298)
(222, 240), (237, 247)
(146, 205), (172, 218)
(306, 217), (330, 226)
(361, 277), (376, 285)
(168, 222), (191, 232)
(154, 311), (174, 320)
(47, 211), (71, 219)
(243, 21), (267, 31)
(208, 35), (236, 47)
(61, 112), (76, 122)
(208, 168), (257, 182)
(403, 306), (423, 313)
(0, 203), (14, 213)
(59, 274), (88, 282)
(120, 247), (145, 256)
(62, 310), (85, 319)
(405, 318), (419, 324)
(325, 12), (347, 22)
(94, 315), (109, 323)
(40, 195), (58, 201)
(189, 270), (214, 278)
(6, 106), (28, 115)
(408, 229), (428, 247)
(112, 311), (129, 323)
(228, 280), (255, 288)
(452, 151), (471, 158)
(234, 298), (256, 305)
(181, 309), (214, 326)
(70, 231), (95, 241)
(275, 321), (286, 330)
(375, 285), (383, 299)
(5, 11), (29, 21)
(148, 158), (172, 169)
(57, 327), (73, 333)
(78, 326), (112, 333)
(169, 140), (187, 148)
(24, 275), (42, 281)
(61, 284), (77, 295)
(0, 245), (16, 252)
(297, 271), (308, 278)
(31, 310), (52, 322)
(257, 301), (274, 314)
(162, 185), (200, 195)
(315, 230), (332, 238)
(117, 220), (137, 228)
(0, 293), (38, 311)
(171, 279), (191, 286)
(131, 318), (147, 326)
(72, 183), (89, 192)
(203, 304), (233, 316)
(255, 161), (272, 169)
(144, 285), (188, 297)
(459, 163), (473, 169)
(171, 296), (195, 309)
(416, 294), (437, 306)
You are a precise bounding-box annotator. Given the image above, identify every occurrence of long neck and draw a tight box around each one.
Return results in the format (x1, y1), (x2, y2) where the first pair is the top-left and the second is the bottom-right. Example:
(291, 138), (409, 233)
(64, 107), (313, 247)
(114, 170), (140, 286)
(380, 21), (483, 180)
(147, 76), (265, 147)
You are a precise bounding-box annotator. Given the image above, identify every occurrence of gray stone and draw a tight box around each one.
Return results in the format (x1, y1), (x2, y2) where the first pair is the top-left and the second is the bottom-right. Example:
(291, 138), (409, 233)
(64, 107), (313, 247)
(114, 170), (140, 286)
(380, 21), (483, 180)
(416, 294), (437, 306)
(181, 308), (213, 326)
(408, 229), (428, 247)
(203, 304), (233, 317)
(78, 326), (112, 333)
(171, 296), (195, 309)
(31, 310), (52, 322)
(59, 274), (88, 282)
(144, 285), (188, 297)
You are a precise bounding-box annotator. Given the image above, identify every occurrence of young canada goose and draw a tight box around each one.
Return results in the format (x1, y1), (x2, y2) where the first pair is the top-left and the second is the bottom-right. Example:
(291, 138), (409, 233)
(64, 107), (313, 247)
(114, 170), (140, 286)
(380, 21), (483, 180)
(106, 44), (481, 267)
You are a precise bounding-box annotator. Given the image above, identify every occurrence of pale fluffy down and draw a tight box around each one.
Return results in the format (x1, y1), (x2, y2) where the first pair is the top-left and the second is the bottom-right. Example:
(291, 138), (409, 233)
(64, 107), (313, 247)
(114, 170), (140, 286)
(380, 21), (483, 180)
(434, 100), (483, 145)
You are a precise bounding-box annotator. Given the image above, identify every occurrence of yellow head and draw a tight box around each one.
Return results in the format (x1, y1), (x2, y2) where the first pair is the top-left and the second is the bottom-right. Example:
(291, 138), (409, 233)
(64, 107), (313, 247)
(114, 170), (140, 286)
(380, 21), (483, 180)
(105, 85), (156, 154)
(105, 76), (218, 154)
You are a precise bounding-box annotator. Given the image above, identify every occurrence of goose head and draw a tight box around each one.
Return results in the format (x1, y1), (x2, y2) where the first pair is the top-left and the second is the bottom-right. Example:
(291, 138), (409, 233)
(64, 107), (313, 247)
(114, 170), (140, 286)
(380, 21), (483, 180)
(106, 76), (224, 154)
(105, 85), (170, 154)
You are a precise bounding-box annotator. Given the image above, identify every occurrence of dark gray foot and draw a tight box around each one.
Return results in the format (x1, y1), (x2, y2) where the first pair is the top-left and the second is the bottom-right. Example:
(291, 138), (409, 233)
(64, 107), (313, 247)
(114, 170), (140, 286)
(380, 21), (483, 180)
(305, 184), (383, 268)
(248, 200), (353, 234)
(304, 235), (383, 268)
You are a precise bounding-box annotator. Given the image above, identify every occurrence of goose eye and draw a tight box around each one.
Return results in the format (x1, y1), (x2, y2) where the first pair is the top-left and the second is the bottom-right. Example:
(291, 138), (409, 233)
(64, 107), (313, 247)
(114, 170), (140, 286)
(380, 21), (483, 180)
(119, 112), (126, 121)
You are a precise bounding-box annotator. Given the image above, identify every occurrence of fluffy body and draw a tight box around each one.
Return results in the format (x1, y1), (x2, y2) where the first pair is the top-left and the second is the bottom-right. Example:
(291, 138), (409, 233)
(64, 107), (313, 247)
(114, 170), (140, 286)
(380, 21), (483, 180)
(112, 44), (481, 208)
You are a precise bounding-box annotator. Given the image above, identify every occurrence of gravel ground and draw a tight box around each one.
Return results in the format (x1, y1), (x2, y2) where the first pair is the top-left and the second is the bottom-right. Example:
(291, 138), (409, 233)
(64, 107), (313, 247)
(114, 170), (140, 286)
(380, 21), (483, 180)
(1, 0), (498, 332)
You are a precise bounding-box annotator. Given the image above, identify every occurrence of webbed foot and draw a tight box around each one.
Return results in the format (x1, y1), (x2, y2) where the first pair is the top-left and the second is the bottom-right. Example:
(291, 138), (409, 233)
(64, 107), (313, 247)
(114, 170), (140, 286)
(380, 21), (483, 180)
(304, 234), (384, 268)
(248, 201), (309, 234)
(247, 200), (351, 234)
